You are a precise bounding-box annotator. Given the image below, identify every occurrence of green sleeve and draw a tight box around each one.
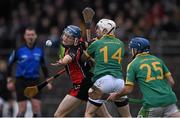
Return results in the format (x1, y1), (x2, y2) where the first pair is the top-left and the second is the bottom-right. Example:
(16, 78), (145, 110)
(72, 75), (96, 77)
(121, 42), (125, 57)
(87, 41), (98, 58)
(58, 44), (65, 59)
(161, 60), (171, 77)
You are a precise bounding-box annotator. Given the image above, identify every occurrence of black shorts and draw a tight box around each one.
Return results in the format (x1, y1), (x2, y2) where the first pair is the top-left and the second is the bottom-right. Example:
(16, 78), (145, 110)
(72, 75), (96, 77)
(69, 78), (93, 101)
(114, 97), (129, 107)
(15, 77), (41, 102)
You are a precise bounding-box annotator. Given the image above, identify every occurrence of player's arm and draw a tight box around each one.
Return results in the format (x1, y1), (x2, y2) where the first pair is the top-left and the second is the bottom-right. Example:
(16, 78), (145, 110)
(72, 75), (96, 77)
(86, 40), (97, 58)
(7, 50), (17, 90)
(40, 51), (49, 79)
(166, 74), (174, 87)
(119, 85), (134, 96)
(52, 47), (76, 66)
(107, 84), (134, 101)
(7, 50), (17, 81)
(57, 54), (73, 65)
(161, 60), (175, 87)
(108, 63), (136, 101)
(51, 54), (73, 66)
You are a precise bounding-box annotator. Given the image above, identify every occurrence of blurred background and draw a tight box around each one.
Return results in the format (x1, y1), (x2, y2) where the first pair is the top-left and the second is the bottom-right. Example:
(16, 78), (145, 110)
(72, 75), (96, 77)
(0, 0), (179, 117)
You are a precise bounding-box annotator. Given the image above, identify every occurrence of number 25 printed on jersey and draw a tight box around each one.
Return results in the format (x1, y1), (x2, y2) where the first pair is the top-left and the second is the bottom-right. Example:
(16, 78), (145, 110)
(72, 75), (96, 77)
(140, 61), (163, 82)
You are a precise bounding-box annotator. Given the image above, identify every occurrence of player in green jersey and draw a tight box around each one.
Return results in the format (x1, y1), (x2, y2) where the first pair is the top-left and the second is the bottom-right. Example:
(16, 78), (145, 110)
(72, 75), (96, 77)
(85, 19), (131, 117)
(108, 37), (180, 117)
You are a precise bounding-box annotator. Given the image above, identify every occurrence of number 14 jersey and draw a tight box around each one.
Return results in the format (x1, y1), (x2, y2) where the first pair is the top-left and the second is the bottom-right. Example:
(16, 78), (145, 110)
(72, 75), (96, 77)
(87, 35), (125, 82)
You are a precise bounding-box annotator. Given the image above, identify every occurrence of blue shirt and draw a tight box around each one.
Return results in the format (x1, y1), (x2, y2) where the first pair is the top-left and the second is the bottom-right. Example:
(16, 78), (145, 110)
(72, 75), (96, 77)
(8, 44), (48, 79)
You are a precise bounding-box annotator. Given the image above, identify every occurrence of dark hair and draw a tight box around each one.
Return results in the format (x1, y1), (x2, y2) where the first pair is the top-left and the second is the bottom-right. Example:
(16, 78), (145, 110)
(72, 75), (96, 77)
(24, 26), (36, 34)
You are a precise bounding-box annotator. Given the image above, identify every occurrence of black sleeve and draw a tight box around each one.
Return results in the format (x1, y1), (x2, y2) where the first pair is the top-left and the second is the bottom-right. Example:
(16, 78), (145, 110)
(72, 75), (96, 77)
(79, 41), (86, 50)
(40, 52), (49, 78)
(87, 38), (96, 46)
(68, 47), (79, 61)
(7, 50), (17, 77)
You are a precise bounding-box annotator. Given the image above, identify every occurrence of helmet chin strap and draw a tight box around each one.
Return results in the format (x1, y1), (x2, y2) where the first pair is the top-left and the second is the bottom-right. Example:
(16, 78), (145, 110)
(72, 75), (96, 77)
(102, 27), (115, 37)
(107, 27), (115, 35)
(73, 38), (79, 46)
(131, 48), (138, 59)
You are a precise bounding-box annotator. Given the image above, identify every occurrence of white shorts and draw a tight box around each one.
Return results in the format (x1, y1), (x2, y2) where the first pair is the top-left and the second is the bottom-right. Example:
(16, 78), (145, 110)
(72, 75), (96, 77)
(138, 104), (179, 117)
(89, 75), (124, 104)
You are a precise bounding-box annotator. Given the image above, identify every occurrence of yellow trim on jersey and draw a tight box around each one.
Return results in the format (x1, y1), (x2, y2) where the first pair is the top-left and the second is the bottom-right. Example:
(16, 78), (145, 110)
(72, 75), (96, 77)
(106, 34), (114, 37)
(94, 37), (99, 40)
(136, 52), (150, 57)
(102, 34), (115, 39)
(165, 72), (171, 78)
(127, 57), (137, 70)
(125, 80), (134, 85)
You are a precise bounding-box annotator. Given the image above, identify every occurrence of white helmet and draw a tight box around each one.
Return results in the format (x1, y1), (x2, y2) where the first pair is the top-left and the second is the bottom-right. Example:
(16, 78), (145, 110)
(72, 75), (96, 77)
(96, 19), (116, 34)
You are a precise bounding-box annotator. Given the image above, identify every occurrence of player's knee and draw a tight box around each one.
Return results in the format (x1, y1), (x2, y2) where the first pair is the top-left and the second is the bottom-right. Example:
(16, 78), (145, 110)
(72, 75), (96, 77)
(54, 112), (58, 117)
(54, 110), (66, 117)
(17, 112), (25, 117)
(170, 111), (180, 117)
(32, 102), (41, 112)
(114, 98), (129, 107)
(85, 111), (95, 117)
(54, 111), (60, 117)
(32, 105), (41, 114)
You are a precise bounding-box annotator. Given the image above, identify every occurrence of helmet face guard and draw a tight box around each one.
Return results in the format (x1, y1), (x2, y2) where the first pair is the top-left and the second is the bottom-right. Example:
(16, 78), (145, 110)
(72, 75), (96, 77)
(61, 25), (81, 47)
(62, 31), (75, 40)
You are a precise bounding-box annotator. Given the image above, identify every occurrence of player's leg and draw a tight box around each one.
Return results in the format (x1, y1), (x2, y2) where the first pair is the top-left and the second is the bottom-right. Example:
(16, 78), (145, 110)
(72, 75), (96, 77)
(85, 75), (124, 117)
(114, 96), (131, 117)
(109, 77), (131, 117)
(17, 101), (27, 117)
(54, 94), (83, 117)
(5, 89), (14, 117)
(85, 76), (109, 117)
(77, 78), (112, 117)
(137, 107), (150, 117)
(138, 106), (164, 117)
(31, 98), (41, 117)
(7, 99), (14, 117)
(140, 104), (179, 117)
(164, 104), (180, 117)
(28, 78), (42, 117)
(85, 100), (102, 117)
(96, 103), (112, 117)
(116, 103), (131, 117)
(15, 78), (27, 117)
(170, 111), (180, 117)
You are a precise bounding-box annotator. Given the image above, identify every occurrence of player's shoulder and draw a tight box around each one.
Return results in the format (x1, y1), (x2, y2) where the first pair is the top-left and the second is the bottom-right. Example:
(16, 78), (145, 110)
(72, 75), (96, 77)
(148, 54), (162, 61)
(128, 57), (139, 68)
(151, 55), (165, 64)
(33, 45), (45, 54)
(15, 44), (26, 52)
(34, 45), (43, 50)
(89, 39), (101, 46)
(112, 37), (125, 45)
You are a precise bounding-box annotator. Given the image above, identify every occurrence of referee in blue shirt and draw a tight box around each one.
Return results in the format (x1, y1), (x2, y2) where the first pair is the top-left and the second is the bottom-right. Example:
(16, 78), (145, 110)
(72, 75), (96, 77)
(7, 26), (52, 117)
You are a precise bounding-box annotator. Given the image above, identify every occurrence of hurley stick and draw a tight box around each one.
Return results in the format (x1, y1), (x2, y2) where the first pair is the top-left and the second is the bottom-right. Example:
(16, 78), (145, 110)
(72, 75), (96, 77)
(82, 7), (95, 42)
(24, 68), (66, 98)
